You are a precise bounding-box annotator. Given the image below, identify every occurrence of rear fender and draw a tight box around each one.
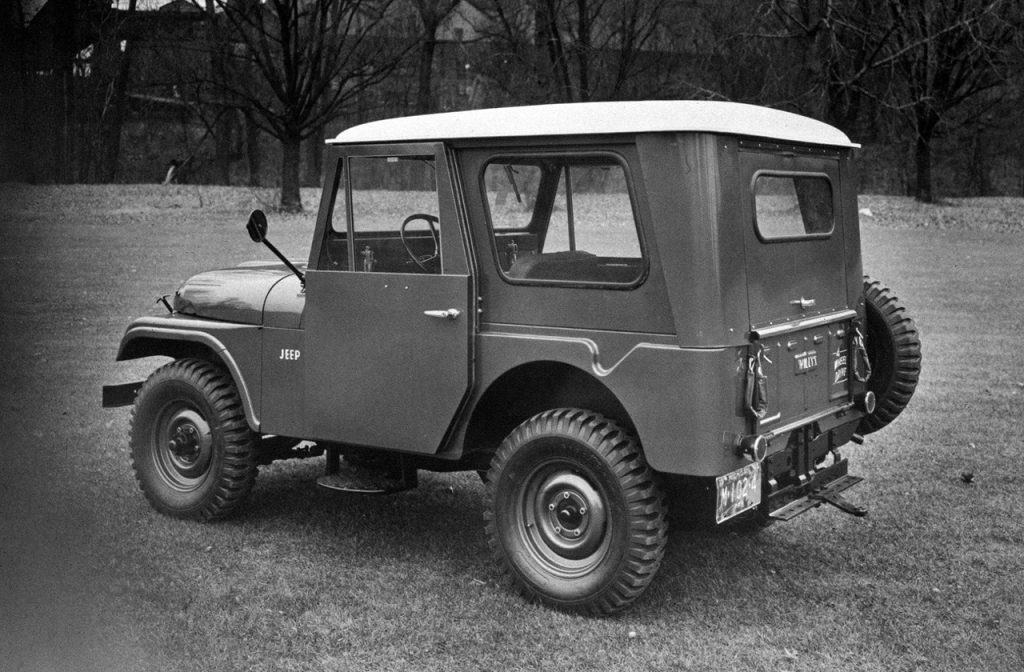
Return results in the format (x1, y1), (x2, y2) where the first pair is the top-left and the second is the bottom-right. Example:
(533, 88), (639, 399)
(110, 316), (263, 431)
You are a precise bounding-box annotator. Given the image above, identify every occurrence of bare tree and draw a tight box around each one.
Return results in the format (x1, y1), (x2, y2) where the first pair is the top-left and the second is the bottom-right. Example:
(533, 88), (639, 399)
(707, 0), (1020, 201)
(478, 0), (676, 104)
(200, 0), (410, 211)
(98, 0), (139, 183)
(410, 0), (461, 114)
(0, 0), (28, 181)
(201, 0), (235, 184)
(750, 0), (879, 126)
(873, 0), (1021, 202)
(690, 1), (888, 130)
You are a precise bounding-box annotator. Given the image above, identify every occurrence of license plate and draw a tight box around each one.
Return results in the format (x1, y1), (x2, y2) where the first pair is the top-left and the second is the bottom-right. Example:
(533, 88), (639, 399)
(715, 461), (762, 523)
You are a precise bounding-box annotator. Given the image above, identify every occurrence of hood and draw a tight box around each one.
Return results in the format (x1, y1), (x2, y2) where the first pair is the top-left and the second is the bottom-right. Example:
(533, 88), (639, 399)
(172, 262), (298, 324)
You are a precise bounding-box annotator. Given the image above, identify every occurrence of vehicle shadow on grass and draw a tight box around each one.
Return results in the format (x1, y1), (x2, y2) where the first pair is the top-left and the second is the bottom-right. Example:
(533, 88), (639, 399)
(229, 459), (837, 619)
(637, 507), (865, 620)
(234, 459), (493, 570)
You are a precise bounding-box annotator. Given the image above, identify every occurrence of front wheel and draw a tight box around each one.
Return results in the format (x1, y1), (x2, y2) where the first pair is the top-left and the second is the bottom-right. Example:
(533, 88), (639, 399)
(484, 409), (667, 615)
(130, 358), (258, 520)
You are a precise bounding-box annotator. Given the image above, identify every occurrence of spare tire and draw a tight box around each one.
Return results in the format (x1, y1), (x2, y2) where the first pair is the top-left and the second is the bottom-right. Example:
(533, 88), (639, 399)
(858, 276), (922, 434)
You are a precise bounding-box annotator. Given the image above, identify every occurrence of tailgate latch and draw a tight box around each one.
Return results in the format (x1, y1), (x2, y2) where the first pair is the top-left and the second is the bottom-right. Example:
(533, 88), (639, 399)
(852, 325), (872, 382)
(790, 296), (816, 310)
(745, 345), (771, 419)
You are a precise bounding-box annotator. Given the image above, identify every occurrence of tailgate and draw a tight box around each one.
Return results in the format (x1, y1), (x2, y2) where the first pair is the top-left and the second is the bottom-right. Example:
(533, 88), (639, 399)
(750, 311), (856, 426)
(739, 145), (854, 428)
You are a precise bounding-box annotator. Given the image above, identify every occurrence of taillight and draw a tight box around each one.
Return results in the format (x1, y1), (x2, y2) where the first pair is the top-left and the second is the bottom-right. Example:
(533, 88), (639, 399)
(739, 434), (768, 462)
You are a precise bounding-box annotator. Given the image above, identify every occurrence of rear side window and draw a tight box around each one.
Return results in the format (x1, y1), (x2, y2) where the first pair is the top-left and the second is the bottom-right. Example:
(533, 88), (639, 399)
(482, 155), (644, 286)
(753, 173), (834, 240)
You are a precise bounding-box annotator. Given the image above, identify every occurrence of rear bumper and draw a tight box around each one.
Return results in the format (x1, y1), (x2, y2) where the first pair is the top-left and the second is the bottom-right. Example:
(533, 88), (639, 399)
(765, 458), (864, 520)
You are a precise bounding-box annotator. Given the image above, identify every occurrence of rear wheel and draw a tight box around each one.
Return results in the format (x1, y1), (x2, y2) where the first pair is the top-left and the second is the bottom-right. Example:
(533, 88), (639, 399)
(484, 408), (667, 615)
(130, 358), (258, 520)
(858, 276), (922, 434)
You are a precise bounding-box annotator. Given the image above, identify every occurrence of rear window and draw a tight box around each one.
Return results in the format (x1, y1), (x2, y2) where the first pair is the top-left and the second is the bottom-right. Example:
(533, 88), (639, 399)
(753, 173), (834, 240)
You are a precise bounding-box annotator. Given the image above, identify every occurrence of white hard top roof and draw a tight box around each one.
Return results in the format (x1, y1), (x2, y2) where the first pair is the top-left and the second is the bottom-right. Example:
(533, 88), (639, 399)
(329, 101), (857, 148)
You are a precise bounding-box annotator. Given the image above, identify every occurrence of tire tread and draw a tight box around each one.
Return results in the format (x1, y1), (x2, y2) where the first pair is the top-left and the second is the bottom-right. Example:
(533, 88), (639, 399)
(484, 408), (668, 615)
(129, 358), (258, 520)
(859, 276), (922, 433)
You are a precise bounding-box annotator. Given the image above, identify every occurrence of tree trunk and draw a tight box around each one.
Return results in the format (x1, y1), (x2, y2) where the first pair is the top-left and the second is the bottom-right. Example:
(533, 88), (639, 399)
(538, 1), (574, 102)
(914, 131), (933, 203)
(1020, 147), (1024, 197)
(245, 112), (261, 187)
(214, 110), (233, 184)
(968, 132), (992, 197)
(416, 36), (437, 114)
(99, 0), (137, 183)
(304, 127), (324, 187)
(280, 133), (303, 212)
(204, 0), (232, 184)
(1, 0), (30, 181)
(61, 70), (73, 183)
(575, 0), (590, 102)
(54, 1), (77, 183)
(914, 107), (939, 203)
(100, 47), (130, 182)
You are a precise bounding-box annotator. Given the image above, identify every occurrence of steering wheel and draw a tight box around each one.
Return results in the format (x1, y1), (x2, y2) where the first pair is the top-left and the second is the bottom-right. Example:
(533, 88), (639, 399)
(400, 213), (440, 272)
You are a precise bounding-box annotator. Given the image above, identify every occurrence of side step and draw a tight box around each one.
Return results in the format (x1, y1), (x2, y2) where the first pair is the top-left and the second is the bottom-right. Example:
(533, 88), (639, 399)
(769, 474), (866, 521)
(316, 450), (417, 495)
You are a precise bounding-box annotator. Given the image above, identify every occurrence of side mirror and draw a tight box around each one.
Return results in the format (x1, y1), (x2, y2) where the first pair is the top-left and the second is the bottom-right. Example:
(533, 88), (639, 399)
(243, 208), (305, 286)
(246, 209), (268, 243)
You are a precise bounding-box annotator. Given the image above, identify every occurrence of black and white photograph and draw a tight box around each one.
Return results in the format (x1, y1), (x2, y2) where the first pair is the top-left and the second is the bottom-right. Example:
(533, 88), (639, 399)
(2, 1), (1022, 670)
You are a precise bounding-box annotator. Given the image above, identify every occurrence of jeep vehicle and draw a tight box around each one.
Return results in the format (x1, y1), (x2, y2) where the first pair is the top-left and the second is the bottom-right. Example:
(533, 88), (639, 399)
(103, 101), (921, 615)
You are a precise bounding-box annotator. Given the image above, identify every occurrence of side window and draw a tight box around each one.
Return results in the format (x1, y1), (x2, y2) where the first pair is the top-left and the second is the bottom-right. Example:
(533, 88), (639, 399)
(753, 173), (834, 240)
(322, 155), (442, 273)
(482, 155), (644, 286)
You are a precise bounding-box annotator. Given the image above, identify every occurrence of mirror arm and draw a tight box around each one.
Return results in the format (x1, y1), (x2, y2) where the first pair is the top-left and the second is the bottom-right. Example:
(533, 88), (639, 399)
(246, 209), (304, 286)
(262, 238), (305, 286)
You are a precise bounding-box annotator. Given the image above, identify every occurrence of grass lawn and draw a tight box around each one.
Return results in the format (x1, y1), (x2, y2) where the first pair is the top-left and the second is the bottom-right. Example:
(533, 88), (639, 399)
(1, 184), (1022, 672)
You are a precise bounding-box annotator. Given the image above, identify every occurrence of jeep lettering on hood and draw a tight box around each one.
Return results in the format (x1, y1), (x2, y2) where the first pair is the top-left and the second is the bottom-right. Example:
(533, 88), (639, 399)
(172, 262), (298, 324)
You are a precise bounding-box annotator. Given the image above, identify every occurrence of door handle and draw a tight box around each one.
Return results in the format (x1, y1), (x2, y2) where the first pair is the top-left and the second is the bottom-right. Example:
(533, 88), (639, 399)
(423, 309), (461, 320)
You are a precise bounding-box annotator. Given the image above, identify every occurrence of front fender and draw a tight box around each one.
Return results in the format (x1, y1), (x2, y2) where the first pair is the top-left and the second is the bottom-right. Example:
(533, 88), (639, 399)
(114, 315), (263, 431)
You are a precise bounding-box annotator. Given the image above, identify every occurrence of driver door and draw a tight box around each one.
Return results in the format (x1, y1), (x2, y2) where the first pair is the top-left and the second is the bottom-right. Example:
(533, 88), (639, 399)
(304, 143), (473, 453)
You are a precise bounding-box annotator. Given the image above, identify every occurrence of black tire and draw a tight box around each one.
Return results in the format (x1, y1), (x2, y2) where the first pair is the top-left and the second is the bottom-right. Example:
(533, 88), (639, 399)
(484, 408), (667, 615)
(858, 276), (922, 434)
(130, 358), (258, 520)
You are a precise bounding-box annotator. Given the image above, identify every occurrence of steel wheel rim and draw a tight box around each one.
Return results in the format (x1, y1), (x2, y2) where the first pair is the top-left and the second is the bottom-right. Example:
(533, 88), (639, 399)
(153, 403), (213, 490)
(514, 458), (612, 578)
